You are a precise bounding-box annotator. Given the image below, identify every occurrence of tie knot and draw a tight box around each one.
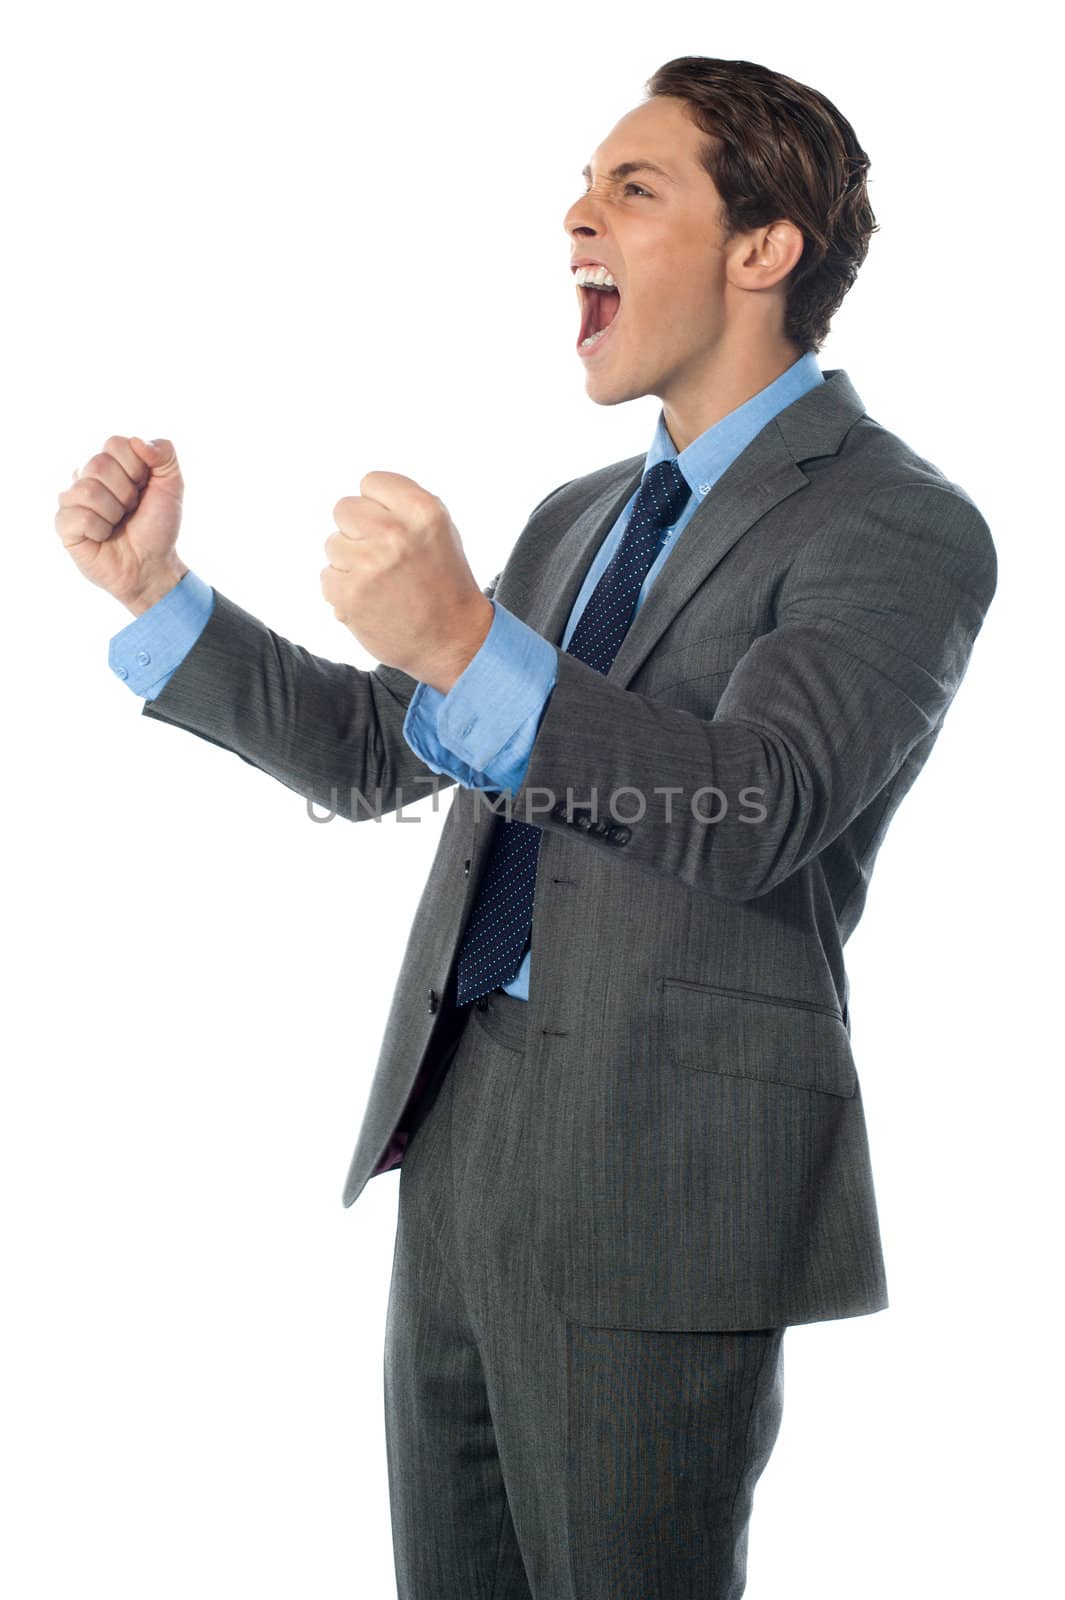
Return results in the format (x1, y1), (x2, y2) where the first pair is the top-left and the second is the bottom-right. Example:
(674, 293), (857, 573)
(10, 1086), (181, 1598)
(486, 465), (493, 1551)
(642, 456), (691, 531)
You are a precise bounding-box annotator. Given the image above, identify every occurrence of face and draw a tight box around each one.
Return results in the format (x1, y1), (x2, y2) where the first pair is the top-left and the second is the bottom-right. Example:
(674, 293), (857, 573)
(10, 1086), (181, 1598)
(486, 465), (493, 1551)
(563, 95), (797, 421)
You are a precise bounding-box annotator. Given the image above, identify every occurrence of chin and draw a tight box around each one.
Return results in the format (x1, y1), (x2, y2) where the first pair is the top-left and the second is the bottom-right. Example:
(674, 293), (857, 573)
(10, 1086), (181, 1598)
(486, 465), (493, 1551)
(583, 369), (649, 407)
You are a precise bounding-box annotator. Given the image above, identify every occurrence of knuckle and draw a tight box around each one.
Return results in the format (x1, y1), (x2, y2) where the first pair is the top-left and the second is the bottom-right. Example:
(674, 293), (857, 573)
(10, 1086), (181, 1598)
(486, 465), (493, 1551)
(420, 496), (445, 531)
(58, 507), (88, 537)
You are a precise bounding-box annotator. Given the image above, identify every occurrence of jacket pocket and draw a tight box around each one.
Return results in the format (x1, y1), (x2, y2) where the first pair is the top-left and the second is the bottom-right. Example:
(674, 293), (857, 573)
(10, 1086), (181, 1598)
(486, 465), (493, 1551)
(658, 977), (857, 1099)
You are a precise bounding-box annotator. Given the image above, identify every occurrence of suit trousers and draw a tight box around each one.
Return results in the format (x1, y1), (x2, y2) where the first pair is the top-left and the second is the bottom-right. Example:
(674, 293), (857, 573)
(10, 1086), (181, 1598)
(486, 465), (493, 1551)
(383, 980), (786, 1600)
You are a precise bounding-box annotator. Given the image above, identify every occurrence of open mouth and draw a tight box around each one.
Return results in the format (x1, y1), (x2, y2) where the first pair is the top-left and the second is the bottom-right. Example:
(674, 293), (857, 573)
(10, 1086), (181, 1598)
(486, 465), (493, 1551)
(577, 283), (622, 356)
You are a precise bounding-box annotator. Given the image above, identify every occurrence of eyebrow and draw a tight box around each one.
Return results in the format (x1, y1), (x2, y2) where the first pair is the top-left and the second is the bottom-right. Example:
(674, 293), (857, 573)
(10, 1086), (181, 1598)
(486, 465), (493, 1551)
(581, 159), (675, 185)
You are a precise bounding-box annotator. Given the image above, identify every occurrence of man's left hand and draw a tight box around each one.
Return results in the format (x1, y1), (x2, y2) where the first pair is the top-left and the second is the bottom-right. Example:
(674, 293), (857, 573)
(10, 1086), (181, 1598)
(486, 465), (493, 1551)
(321, 471), (494, 693)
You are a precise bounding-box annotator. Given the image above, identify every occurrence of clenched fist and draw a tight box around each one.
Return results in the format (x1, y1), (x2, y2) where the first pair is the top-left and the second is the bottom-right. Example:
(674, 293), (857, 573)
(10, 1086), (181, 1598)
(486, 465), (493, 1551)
(55, 435), (188, 615)
(321, 471), (493, 693)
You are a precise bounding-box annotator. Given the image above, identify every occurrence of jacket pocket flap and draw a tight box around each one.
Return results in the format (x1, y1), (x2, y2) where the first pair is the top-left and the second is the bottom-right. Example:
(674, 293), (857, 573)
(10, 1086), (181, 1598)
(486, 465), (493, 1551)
(660, 978), (857, 1098)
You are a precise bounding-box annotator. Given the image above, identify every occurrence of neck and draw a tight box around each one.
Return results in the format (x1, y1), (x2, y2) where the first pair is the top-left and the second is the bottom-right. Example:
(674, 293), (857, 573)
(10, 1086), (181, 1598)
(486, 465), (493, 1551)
(661, 336), (805, 453)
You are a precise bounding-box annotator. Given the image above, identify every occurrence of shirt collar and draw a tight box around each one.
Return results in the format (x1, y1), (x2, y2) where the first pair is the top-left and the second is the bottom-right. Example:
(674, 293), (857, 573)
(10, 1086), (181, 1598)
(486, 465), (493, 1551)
(644, 349), (824, 499)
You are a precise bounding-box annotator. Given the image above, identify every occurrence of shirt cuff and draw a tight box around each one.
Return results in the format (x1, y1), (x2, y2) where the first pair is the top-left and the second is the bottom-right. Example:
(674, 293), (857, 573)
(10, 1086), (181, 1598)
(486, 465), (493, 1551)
(438, 601), (557, 767)
(402, 601), (557, 790)
(108, 571), (215, 699)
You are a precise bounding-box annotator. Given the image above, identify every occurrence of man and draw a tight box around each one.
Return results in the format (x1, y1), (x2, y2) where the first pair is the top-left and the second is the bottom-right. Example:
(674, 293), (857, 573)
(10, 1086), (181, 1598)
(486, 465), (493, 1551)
(55, 55), (996, 1600)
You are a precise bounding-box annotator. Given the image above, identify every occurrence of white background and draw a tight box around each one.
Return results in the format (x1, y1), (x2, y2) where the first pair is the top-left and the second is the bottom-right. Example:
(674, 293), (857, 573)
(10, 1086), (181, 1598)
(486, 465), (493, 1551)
(3, 1), (1060, 1594)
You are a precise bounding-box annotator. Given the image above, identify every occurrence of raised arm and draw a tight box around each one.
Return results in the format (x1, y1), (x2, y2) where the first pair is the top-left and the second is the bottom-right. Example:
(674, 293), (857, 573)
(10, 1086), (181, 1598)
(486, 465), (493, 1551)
(54, 433), (460, 820)
(140, 585), (457, 820)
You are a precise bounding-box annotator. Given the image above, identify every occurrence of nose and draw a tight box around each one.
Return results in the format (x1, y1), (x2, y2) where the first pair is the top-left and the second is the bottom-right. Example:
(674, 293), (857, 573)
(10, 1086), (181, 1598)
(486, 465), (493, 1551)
(563, 186), (606, 243)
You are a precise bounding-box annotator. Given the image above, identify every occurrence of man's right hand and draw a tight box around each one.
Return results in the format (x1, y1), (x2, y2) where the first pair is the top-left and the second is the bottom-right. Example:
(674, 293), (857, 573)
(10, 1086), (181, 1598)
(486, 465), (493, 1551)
(55, 435), (189, 615)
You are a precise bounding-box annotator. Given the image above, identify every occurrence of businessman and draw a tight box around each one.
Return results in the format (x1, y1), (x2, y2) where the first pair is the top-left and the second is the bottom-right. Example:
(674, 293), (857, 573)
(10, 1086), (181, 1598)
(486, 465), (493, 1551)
(55, 55), (997, 1600)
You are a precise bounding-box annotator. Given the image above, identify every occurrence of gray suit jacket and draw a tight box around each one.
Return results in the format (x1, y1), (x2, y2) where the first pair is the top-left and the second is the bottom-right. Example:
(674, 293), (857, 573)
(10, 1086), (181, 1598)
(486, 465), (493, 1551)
(142, 368), (997, 1330)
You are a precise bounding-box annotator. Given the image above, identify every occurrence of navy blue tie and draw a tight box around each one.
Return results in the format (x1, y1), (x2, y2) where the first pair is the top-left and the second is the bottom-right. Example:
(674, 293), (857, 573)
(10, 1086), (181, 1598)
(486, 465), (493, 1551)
(453, 457), (692, 1006)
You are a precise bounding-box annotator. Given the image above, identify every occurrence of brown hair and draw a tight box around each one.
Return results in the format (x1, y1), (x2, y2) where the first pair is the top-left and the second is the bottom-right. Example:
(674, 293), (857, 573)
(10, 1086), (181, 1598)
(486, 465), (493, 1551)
(644, 56), (877, 353)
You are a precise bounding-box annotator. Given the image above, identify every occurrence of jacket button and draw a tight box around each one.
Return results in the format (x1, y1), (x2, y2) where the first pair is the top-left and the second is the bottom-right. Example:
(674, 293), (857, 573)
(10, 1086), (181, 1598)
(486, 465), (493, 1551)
(428, 988), (439, 1013)
(463, 858), (471, 877)
(609, 825), (631, 846)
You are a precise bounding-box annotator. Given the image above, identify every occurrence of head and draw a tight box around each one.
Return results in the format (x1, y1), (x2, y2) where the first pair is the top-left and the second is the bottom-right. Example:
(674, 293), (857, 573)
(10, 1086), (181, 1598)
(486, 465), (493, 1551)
(564, 57), (877, 432)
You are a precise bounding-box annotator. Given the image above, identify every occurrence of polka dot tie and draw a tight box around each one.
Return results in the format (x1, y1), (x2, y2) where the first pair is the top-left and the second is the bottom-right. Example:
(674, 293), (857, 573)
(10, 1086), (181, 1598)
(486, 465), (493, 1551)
(453, 457), (692, 1006)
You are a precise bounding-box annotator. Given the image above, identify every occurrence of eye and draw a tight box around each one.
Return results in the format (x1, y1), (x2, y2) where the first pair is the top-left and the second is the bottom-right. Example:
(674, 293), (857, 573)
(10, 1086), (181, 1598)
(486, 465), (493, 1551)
(579, 182), (654, 199)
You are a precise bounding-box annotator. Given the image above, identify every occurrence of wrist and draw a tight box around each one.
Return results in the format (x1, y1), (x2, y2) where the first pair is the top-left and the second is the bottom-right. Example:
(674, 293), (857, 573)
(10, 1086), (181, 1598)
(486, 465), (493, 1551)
(423, 595), (494, 693)
(121, 560), (190, 617)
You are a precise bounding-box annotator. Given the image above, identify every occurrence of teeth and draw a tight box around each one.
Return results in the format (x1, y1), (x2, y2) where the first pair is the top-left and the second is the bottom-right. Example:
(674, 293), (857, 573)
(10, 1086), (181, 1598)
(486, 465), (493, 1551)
(580, 326), (611, 349)
(574, 265), (618, 289)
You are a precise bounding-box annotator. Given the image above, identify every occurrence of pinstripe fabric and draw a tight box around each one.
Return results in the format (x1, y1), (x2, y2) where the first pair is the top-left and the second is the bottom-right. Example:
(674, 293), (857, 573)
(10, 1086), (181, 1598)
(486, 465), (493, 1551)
(387, 984), (785, 1598)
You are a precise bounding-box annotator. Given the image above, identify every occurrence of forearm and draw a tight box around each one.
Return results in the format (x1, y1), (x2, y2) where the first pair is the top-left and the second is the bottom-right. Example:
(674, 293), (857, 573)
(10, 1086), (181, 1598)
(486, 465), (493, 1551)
(140, 587), (454, 819)
(505, 486), (997, 901)
(505, 647), (825, 901)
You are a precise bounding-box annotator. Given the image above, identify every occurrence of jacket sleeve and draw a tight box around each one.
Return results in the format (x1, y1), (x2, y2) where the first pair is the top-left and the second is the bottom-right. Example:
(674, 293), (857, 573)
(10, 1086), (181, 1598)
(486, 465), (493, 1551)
(505, 482), (998, 901)
(139, 586), (458, 820)
(135, 478), (577, 819)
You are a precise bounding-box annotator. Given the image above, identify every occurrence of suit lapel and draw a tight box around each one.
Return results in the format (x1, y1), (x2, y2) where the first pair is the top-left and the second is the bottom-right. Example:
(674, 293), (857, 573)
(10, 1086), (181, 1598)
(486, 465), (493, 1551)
(530, 368), (867, 687)
(506, 464), (645, 648)
(608, 444), (808, 684)
(504, 446), (806, 684)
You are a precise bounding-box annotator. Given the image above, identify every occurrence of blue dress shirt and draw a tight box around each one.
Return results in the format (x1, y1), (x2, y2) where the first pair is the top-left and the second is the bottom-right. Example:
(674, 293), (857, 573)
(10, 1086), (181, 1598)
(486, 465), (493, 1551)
(109, 351), (824, 998)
